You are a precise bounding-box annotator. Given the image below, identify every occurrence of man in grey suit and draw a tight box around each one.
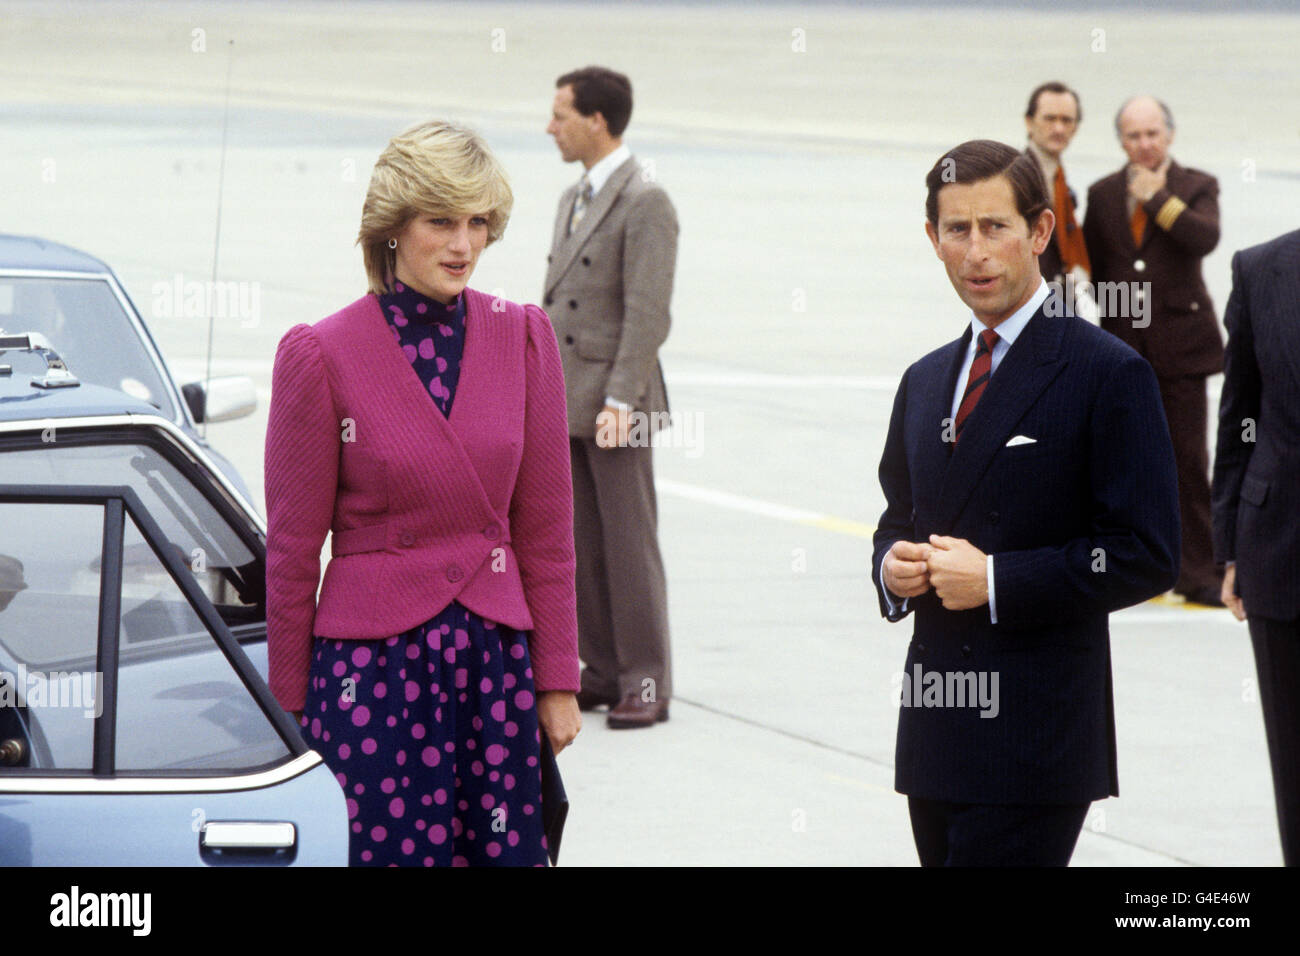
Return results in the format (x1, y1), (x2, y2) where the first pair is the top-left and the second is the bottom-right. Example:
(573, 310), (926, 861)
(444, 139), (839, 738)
(544, 66), (677, 728)
(1212, 227), (1300, 866)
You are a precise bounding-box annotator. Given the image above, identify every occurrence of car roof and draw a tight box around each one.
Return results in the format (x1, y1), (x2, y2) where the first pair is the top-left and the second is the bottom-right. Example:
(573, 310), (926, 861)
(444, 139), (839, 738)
(0, 233), (110, 275)
(0, 377), (160, 424)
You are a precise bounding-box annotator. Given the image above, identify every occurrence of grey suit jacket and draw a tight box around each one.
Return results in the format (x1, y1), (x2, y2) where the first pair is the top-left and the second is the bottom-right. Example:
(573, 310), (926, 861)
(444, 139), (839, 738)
(543, 155), (677, 437)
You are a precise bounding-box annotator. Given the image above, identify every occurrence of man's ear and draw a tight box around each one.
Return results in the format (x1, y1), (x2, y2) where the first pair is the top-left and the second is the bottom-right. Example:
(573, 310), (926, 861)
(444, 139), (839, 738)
(1030, 209), (1055, 256)
(925, 220), (942, 258)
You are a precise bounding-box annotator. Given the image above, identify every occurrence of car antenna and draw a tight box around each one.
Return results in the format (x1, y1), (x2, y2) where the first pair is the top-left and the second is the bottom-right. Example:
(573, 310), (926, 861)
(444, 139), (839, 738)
(201, 38), (234, 441)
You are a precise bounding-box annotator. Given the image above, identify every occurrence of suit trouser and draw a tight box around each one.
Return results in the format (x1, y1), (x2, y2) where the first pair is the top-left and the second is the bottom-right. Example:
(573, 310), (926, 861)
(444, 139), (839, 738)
(1156, 374), (1220, 595)
(1248, 613), (1300, 866)
(907, 797), (1090, 866)
(569, 436), (671, 701)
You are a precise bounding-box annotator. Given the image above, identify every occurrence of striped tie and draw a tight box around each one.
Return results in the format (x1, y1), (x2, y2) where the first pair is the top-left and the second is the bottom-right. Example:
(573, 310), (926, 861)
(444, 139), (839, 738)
(568, 175), (593, 235)
(954, 329), (999, 442)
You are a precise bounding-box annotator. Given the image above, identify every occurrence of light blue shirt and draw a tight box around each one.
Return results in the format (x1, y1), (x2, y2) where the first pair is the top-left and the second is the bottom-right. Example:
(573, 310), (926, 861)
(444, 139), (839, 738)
(882, 280), (1050, 625)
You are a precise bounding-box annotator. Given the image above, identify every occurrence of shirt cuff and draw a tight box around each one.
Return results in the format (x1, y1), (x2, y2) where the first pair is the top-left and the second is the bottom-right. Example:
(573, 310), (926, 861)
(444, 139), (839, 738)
(987, 553), (997, 625)
(603, 396), (634, 411)
(878, 563), (909, 617)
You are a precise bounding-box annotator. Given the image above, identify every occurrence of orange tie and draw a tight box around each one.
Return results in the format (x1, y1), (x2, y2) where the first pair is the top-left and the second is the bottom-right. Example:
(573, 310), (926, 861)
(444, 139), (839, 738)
(1052, 166), (1091, 273)
(1130, 202), (1147, 248)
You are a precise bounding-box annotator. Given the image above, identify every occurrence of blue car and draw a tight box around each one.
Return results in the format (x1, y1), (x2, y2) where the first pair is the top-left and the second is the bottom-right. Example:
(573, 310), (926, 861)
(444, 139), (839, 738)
(0, 310), (347, 864)
(0, 233), (257, 500)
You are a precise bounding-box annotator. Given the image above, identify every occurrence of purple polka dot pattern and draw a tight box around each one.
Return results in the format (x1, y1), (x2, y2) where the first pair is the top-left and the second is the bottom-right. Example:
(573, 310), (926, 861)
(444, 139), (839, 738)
(381, 283), (465, 418)
(303, 602), (547, 867)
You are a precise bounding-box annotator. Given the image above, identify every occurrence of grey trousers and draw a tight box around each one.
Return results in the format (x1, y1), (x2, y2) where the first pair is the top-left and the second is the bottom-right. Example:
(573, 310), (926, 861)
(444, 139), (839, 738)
(569, 436), (671, 702)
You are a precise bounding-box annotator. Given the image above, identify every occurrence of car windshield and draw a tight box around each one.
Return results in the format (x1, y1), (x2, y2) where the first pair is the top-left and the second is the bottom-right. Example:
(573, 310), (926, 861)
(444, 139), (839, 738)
(0, 275), (177, 420)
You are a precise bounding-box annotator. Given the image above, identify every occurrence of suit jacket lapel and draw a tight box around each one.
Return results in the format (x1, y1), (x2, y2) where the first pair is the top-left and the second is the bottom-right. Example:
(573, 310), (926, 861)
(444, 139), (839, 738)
(545, 157), (638, 295)
(544, 184), (578, 289)
(358, 293), (497, 516)
(935, 306), (1068, 531)
(914, 330), (969, 515)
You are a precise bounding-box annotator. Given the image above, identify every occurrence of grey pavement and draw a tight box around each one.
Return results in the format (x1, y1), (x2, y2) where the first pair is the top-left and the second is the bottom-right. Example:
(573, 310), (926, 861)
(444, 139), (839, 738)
(2, 0), (1296, 865)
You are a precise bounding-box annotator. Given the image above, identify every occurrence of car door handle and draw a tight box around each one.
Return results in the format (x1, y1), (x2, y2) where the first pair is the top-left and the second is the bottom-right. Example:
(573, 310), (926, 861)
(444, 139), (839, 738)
(200, 821), (297, 850)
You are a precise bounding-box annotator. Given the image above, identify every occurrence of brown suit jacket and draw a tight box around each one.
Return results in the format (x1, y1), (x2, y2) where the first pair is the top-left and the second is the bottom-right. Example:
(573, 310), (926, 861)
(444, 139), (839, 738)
(1083, 159), (1223, 378)
(543, 155), (677, 437)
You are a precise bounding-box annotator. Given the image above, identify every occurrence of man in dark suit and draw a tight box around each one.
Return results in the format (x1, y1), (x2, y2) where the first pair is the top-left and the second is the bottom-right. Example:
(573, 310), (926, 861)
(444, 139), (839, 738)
(544, 66), (677, 728)
(1083, 95), (1224, 606)
(1022, 82), (1092, 310)
(1211, 228), (1300, 866)
(873, 139), (1179, 866)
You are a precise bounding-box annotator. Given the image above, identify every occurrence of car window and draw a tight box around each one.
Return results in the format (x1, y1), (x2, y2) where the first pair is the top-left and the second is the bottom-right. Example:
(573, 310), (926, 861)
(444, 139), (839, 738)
(0, 276), (176, 420)
(0, 501), (104, 770)
(114, 514), (288, 772)
(0, 438), (263, 634)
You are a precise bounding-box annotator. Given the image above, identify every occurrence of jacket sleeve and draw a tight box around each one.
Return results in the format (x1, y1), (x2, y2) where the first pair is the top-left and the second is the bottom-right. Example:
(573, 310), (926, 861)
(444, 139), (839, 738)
(1211, 249), (1261, 565)
(510, 305), (581, 692)
(1143, 174), (1220, 257)
(607, 186), (678, 406)
(991, 353), (1180, 629)
(872, 367), (917, 622)
(264, 323), (340, 712)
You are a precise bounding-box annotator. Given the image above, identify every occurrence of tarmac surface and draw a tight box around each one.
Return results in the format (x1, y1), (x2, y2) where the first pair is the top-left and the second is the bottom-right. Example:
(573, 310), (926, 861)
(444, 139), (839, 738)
(2, 0), (1298, 866)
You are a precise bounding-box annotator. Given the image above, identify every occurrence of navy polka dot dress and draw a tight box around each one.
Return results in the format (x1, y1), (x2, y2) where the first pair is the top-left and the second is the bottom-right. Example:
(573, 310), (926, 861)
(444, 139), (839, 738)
(300, 282), (549, 867)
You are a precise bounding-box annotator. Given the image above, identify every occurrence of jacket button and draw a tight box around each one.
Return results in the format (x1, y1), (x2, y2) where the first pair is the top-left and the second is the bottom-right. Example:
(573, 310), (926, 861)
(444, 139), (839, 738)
(1190, 302), (1199, 311)
(988, 511), (1000, 524)
(446, 564), (463, 583)
(568, 299), (578, 310)
(915, 642), (926, 654)
(564, 335), (574, 345)
(961, 644), (972, 657)
(547, 254), (553, 263)
(399, 531), (415, 547)
(544, 294), (553, 307)
(1133, 259), (1146, 272)
(581, 256), (591, 266)
(483, 524), (500, 541)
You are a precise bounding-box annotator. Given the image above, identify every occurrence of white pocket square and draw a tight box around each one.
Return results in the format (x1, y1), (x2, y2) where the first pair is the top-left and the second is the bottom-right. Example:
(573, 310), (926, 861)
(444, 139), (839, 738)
(1005, 435), (1038, 447)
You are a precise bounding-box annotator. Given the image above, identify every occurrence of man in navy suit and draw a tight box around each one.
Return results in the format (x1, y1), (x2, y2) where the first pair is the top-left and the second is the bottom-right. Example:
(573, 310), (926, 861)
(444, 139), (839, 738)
(1212, 228), (1300, 866)
(872, 140), (1180, 866)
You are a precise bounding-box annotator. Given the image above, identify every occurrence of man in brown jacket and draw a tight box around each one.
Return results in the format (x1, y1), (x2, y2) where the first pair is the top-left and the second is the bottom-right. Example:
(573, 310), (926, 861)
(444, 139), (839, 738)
(544, 66), (677, 727)
(1083, 95), (1224, 605)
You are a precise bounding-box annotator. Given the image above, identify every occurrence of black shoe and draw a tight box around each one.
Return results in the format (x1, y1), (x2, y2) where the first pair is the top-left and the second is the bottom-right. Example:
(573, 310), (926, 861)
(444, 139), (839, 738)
(1182, 586), (1226, 608)
(575, 688), (619, 711)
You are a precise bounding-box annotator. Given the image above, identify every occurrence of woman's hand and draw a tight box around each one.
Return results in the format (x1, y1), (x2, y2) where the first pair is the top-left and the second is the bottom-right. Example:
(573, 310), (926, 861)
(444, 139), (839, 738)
(536, 691), (581, 755)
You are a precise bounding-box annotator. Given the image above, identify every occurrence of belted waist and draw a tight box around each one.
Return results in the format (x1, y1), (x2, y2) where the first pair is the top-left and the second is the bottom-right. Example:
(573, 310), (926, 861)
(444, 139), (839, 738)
(331, 520), (510, 557)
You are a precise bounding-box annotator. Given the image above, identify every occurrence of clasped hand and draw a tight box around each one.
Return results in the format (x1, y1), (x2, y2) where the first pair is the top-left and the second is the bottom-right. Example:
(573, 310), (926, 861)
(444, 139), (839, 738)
(883, 535), (988, 611)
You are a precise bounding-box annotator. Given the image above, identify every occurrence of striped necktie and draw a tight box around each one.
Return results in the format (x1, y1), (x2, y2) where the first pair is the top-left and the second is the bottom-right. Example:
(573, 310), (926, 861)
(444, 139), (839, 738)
(568, 175), (593, 235)
(954, 329), (1000, 442)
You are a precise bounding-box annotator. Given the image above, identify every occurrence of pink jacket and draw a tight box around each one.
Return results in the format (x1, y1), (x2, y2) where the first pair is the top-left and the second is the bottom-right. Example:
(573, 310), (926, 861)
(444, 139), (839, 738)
(264, 288), (580, 712)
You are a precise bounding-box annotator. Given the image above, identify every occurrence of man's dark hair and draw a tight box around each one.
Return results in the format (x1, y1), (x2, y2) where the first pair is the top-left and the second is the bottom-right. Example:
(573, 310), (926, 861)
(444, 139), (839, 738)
(1025, 81), (1082, 123)
(556, 66), (633, 138)
(925, 139), (1050, 230)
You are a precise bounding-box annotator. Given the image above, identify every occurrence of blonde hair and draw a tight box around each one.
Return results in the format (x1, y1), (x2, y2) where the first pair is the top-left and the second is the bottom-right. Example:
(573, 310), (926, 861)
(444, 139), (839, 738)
(357, 121), (514, 294)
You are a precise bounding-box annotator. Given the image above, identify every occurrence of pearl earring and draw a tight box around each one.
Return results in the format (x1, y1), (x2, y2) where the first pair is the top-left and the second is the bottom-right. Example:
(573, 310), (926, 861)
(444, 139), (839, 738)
(388, 238), (397, 249)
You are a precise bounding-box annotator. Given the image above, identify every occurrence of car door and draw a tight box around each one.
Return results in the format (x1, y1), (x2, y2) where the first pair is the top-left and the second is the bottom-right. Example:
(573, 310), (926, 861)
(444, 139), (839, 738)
(0, 441), (347, 866)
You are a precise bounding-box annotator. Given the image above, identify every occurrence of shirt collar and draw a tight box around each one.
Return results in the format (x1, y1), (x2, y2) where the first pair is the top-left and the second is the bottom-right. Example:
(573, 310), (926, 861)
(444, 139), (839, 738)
(969, 279), (1048, 347)
(584, 142), (631, 196)
(1026, 140), (1060, 183)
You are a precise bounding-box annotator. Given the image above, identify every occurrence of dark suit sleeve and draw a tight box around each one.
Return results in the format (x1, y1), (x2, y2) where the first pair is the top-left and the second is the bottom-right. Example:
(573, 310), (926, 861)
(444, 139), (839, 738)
(991, 353), (1180, 629)
(608, 186), (677, 405)
(872, 367), (917, 621)
(1082, 186), (1105, 280)
(1211, 250), (1261, 565)
(1144, 175), (1219, 257)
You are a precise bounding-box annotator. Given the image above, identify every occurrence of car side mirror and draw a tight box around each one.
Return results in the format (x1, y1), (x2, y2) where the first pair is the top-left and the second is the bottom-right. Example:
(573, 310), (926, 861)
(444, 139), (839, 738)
(182, 376), (257, 424)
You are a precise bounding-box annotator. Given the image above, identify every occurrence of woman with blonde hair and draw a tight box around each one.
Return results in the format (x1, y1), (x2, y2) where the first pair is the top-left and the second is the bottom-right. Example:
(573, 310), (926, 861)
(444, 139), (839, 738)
(264, 121), (580, 866)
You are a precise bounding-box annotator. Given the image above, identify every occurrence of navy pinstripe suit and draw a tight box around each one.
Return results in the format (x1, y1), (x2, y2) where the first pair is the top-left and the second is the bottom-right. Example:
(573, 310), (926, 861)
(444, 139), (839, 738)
(872, 302), (1180, 812)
